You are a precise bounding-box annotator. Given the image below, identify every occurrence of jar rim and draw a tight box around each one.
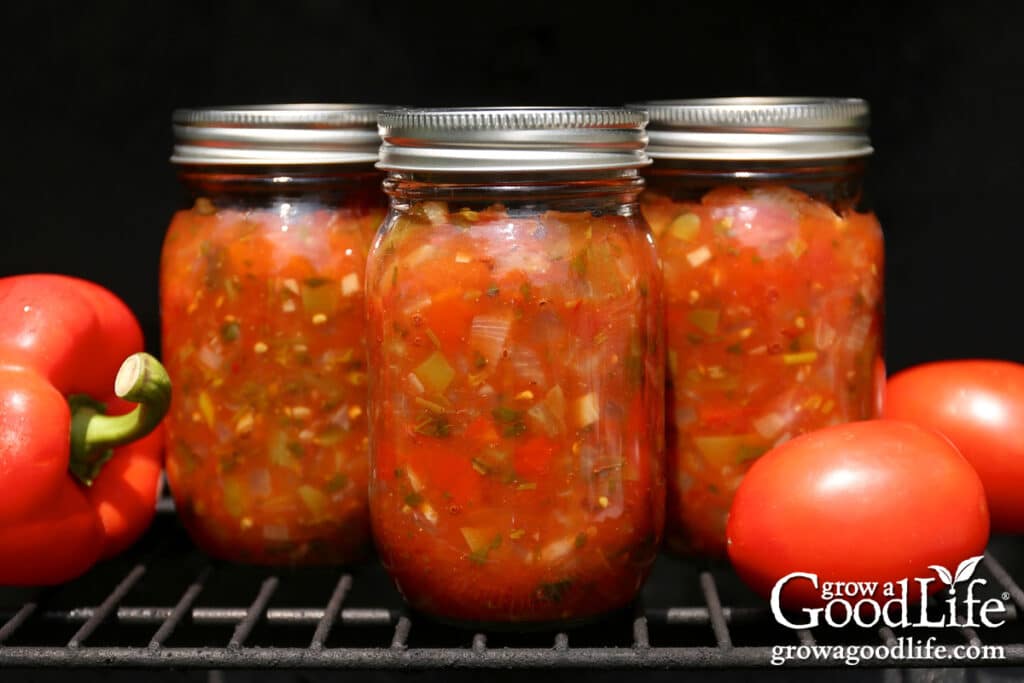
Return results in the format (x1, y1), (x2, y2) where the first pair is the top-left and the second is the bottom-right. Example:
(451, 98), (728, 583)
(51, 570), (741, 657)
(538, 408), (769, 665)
(171, 104), (387, 166)
(376, 107), (650, 173)
(631, 97), (872, 161)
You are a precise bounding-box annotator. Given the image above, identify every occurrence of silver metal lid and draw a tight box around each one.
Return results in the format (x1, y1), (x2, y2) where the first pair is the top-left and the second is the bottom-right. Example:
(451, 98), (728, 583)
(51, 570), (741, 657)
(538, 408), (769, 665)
(376, 107), (650, 172)
(634, 97), (872, 161)
(171, 104), (384, 165)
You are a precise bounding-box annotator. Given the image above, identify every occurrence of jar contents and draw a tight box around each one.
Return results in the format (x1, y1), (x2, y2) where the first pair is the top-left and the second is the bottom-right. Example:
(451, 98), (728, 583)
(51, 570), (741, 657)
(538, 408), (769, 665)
(367, 200), (664, 624)
(162, 198), (384, 564)
(642, 185), (884, 556)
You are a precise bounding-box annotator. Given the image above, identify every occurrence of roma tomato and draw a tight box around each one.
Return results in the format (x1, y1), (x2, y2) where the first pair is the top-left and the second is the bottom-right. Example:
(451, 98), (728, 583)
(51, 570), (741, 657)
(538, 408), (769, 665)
(726, 420), (989, 609)
(884, 360), (1024, 533)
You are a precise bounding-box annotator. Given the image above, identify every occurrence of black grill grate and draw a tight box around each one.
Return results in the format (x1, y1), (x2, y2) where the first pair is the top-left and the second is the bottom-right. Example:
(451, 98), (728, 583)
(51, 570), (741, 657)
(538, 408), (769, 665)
(2, 511), (1023, 670)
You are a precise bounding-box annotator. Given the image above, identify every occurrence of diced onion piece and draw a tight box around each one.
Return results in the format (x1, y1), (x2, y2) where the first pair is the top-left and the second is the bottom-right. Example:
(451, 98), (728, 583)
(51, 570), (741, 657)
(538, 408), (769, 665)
(815, 319), (837, 350)
(469, 313), (512, 369)
(686, 245), (712, 267)
(413, 350), (455, 394)
(511, 347), (545, 386)
(234, 411), (255, 436)
(197, 346), (223, 371)
(405, 466), (425, 492)
(407, 372), (425, 394)
(455, 252), (472, 264)
(401, 294), (432, 317)
(689, 308), (720, 334)
(545, 385), (566, 422)
(341, 272), (361, 296)
(420, 502), (438, 524)
(752, 412), (787, 439)
(422, 201), (448, 225)
(846, 315), (873, 352)
(540, 535), (576, 563)
(404, 243), (438, 268)
(526, 384), (568, 437)
(573, 392), (600, 428)
(669, 213), (701, 241)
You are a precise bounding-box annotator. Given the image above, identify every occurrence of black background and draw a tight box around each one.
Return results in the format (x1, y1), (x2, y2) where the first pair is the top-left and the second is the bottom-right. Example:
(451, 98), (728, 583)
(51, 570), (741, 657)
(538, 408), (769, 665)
(4, 1), (1023, 372)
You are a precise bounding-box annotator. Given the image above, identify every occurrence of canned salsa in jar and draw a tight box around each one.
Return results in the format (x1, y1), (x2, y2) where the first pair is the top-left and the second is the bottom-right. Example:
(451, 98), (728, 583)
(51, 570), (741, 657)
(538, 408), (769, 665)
(161, 105), (386, 564)
(636, 98), (884, 557)
(367, 108), (665, 625)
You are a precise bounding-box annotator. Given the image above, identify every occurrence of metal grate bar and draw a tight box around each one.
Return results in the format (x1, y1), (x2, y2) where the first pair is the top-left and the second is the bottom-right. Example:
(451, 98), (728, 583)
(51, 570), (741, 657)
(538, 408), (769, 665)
(633, 613), (650, 649)
(390, 616), (411, 650)
(68, 564), (146, 648)
(5, 530), (1024, 671)
(5, 605), (395, 627)
(309, 573), (352, 650)
(960, 626), (983, 647)
(228, 577), (278, 649)
(654, 606), (765, 625)
(0, 598), (41, 645)
(985, 554), (1024, 611)
(6, 643), (1022, 668)
(699, 571), (732, 649)
(149, 567), (211, 648)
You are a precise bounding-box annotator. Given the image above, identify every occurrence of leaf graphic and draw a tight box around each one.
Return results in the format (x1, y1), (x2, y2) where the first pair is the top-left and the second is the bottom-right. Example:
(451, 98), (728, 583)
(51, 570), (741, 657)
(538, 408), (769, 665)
(929, 565), (954, 585)
(953, 555), (985, 584)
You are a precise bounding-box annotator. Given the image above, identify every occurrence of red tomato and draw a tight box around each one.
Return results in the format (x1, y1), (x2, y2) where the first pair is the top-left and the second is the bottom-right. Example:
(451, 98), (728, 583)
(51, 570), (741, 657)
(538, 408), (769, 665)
(884, 360), (1024, 533)
(726, 420), (989, 609)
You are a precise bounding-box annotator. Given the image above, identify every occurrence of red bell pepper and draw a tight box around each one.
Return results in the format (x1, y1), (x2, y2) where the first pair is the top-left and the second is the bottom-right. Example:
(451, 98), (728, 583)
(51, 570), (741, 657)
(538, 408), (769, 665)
(0, 275), (171, 585)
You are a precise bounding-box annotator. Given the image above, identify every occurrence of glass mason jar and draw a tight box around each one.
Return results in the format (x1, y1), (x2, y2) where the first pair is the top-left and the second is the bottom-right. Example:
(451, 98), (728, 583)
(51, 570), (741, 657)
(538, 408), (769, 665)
(161, 105), (386, 565)
(635, 98), (884, 557)
(367, 108), (665, 626)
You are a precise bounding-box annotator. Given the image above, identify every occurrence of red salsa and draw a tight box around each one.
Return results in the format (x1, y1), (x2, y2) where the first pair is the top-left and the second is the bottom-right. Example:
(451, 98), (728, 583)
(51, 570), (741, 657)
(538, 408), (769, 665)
(367, 200), (665, 624)
(642, 185), (884, 556)
(162, 193), (384, 564)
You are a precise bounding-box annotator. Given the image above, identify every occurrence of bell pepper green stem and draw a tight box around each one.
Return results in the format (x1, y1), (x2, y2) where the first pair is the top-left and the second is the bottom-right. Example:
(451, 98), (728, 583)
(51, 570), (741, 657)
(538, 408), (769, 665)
(69, 353), (172, 485)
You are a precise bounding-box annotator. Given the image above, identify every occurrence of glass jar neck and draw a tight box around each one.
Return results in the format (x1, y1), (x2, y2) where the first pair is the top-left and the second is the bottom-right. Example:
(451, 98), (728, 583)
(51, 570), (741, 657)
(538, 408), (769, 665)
(176, 163), (384, 208)
(384, 169), (644, 213)
(642, 158), (868, 212)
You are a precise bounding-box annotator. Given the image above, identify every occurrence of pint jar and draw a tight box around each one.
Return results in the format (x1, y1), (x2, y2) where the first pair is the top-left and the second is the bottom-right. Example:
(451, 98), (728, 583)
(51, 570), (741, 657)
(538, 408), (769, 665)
(161, 105), (386, 565)
(367, 108), (665, 625)
(636, 98), (885, 557)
